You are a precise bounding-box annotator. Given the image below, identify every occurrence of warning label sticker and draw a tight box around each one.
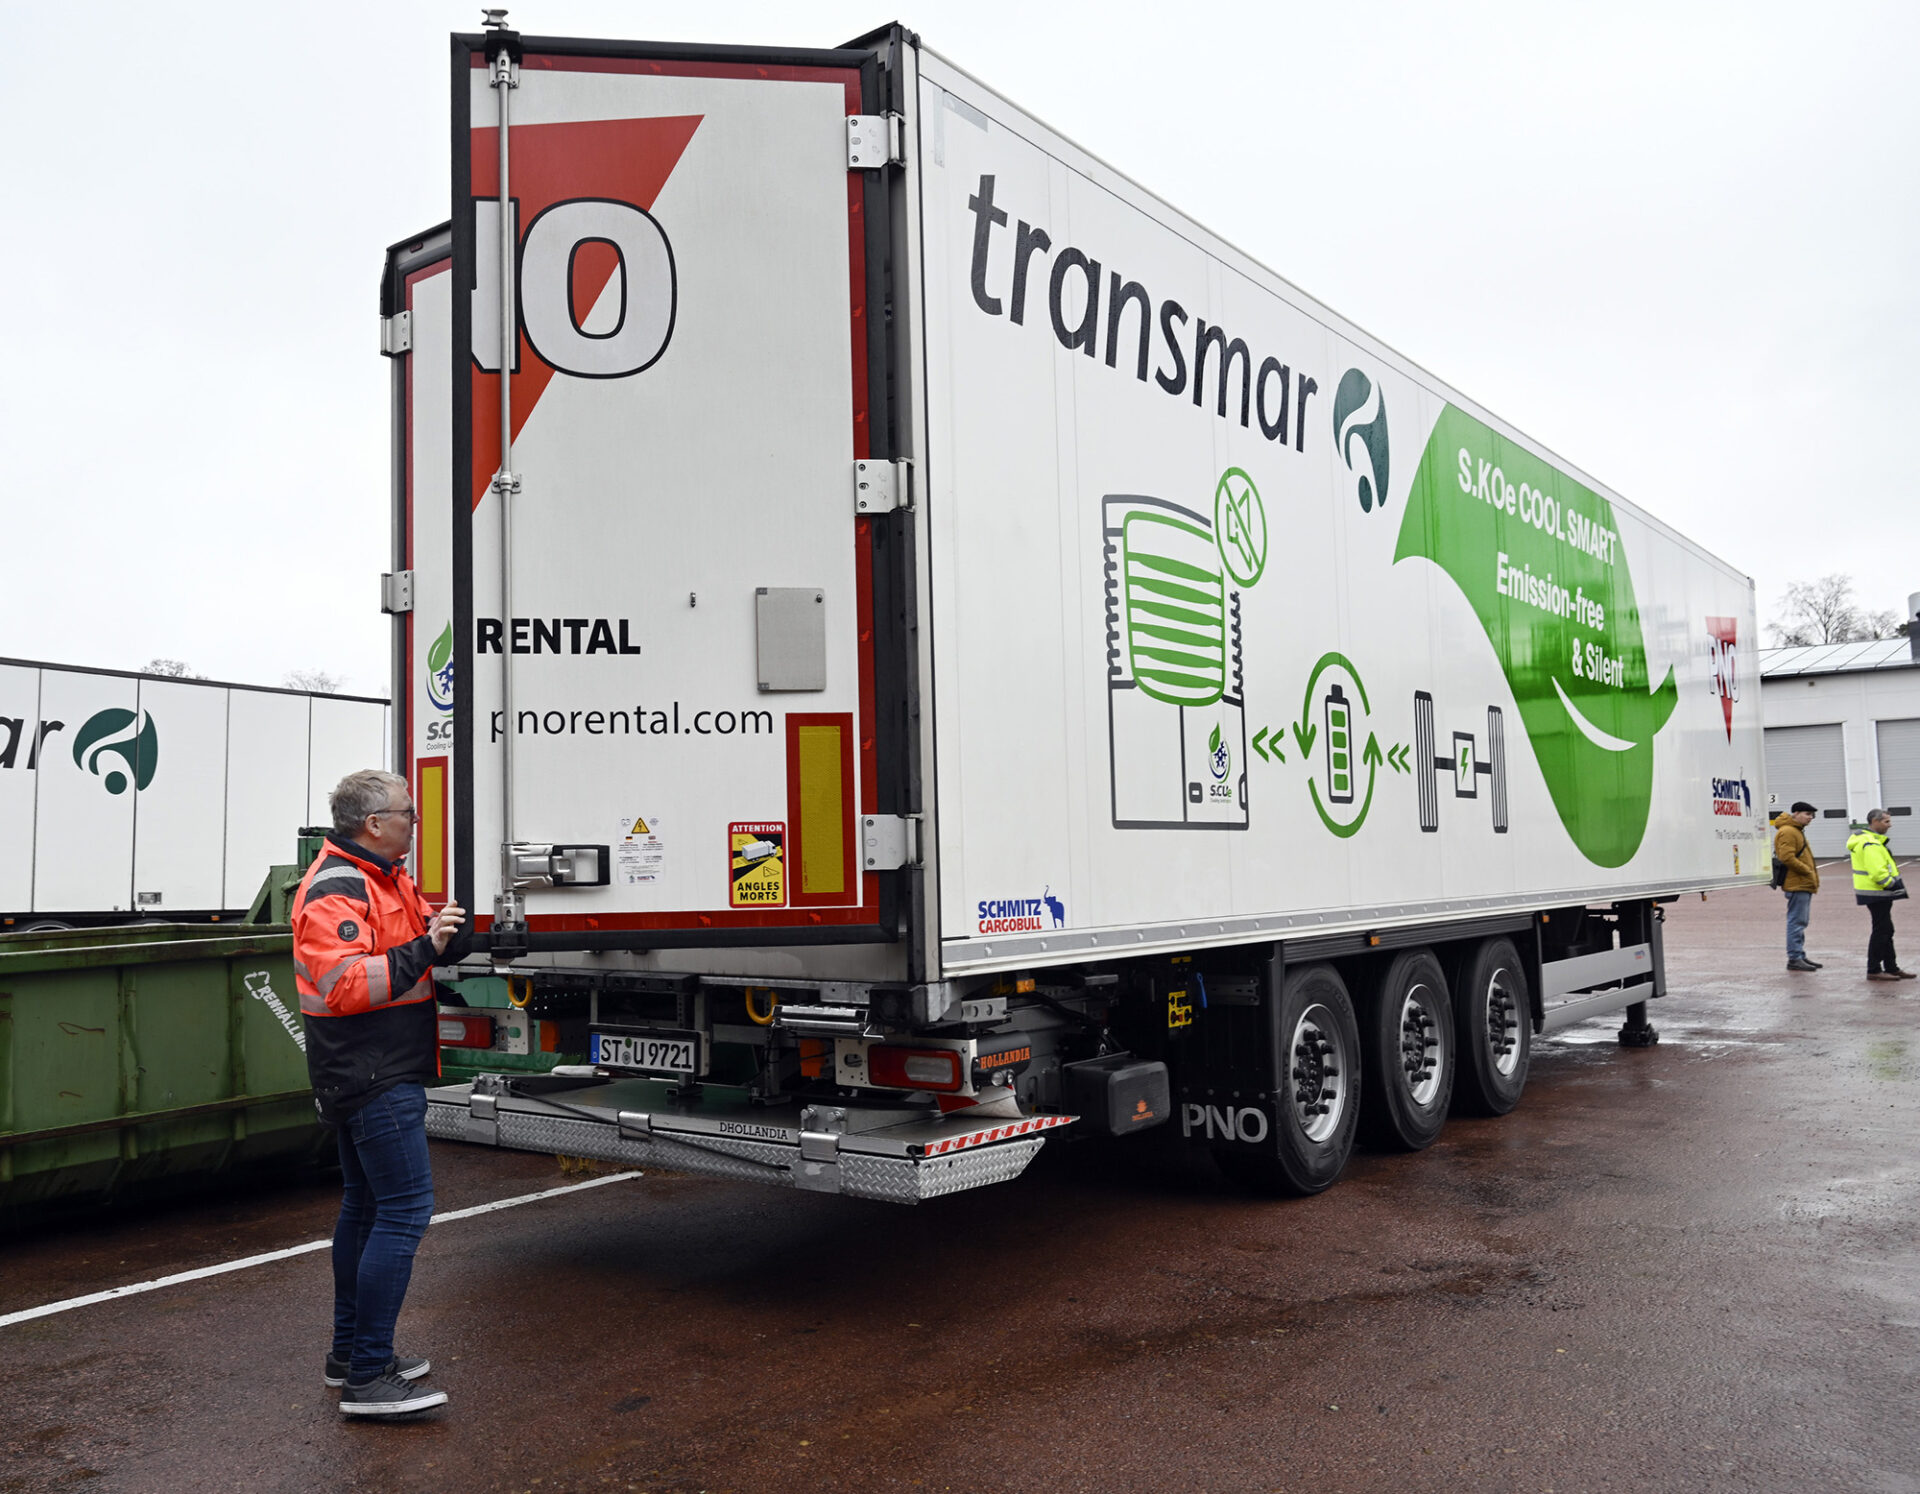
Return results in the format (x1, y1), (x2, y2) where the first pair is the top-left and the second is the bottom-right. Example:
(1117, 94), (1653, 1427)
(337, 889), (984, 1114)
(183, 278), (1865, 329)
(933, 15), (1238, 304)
(615, 814), (665, 886)
(729, 822), (786, 907)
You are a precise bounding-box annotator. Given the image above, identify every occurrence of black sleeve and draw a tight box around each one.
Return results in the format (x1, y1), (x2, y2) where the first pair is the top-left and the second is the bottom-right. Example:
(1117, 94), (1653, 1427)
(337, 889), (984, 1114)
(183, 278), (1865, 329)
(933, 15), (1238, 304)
(385, 934), (441, 996)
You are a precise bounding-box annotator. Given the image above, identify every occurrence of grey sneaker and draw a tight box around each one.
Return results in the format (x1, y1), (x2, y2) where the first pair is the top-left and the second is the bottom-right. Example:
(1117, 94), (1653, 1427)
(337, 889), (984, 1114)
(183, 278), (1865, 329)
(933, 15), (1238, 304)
(339, 1370), (448, 1417)
(325, 1353), (429, 1388)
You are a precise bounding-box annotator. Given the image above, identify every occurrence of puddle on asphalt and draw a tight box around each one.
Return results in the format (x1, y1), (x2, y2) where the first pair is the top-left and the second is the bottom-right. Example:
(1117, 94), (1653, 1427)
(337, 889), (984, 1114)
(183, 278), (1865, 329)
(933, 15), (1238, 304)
(1544, 1024), (1783, 1052)
(1865, 1039), (1912, 1080)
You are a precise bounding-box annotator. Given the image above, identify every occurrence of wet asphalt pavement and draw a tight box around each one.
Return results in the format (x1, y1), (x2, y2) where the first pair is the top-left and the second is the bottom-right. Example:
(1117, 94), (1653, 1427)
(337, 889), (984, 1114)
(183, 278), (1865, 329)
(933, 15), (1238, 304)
(3, 877), (1917, 1494)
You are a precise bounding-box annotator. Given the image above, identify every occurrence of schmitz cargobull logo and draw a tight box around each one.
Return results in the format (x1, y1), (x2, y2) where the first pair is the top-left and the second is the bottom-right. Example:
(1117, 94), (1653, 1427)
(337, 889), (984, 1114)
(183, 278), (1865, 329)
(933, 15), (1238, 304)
(977, 889), (1066, 934)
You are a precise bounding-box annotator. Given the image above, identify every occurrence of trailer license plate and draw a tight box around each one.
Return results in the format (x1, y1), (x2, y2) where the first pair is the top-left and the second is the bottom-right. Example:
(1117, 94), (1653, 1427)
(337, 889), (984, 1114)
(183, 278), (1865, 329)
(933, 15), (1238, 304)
(591, 1030), (699, 1075)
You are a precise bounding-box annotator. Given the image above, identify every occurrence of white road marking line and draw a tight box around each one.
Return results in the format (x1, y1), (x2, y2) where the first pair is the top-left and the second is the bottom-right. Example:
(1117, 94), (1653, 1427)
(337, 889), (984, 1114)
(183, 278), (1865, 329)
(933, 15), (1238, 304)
(0, 1169), (642, 1331)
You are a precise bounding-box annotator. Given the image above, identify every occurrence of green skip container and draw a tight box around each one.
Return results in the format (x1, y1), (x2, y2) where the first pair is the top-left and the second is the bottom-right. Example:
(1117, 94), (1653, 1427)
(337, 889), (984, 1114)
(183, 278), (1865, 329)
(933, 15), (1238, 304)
(0, 921), (329, 1229)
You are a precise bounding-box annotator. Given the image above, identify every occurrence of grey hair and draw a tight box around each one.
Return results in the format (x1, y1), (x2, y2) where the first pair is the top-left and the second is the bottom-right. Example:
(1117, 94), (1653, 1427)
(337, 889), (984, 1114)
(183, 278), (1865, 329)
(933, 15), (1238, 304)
(330, 769), (409, 837)
(1867, 808), (1891, 824)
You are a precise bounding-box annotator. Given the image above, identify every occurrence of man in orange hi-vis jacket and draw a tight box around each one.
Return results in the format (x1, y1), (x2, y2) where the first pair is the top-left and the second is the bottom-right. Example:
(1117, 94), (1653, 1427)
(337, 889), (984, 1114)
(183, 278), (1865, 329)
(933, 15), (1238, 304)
(294, 768), (465, 1419)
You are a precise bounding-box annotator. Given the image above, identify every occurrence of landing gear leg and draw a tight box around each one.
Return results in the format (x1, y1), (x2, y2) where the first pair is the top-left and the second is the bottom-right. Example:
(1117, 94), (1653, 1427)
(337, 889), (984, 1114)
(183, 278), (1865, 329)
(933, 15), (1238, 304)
(1617, 1001), (1659, 1047)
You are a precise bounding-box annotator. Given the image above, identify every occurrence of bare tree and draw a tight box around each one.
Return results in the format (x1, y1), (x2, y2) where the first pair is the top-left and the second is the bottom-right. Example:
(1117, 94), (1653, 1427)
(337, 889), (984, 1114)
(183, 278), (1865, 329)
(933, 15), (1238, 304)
(1859, 607), (1906, 640)
(285, 669), (347, 694)
(1770, 575), (1858, 646)
(143, 658), (205, 678)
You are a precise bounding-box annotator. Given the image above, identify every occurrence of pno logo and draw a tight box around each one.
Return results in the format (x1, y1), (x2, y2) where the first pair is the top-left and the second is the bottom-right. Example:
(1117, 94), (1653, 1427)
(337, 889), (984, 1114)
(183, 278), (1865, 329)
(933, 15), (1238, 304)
(1706, 617), (1739, 741)
(72, 709), (157, 795)
(1332, 368), (1390, 513)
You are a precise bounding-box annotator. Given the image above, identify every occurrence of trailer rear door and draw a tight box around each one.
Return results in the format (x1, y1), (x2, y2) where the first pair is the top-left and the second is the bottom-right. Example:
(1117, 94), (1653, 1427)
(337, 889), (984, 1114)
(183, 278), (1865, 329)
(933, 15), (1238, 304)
(449, 31), (892, 951)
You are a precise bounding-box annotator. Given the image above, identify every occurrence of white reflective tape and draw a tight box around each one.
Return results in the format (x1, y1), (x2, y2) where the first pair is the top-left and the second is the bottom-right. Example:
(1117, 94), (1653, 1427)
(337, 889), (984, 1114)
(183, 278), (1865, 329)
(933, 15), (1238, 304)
(0, 1170), (642, 1330)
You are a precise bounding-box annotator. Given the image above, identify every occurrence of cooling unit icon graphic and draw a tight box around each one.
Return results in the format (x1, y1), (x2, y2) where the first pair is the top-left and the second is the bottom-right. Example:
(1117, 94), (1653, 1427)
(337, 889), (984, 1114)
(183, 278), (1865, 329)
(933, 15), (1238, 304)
(1103, 494), (1249, 831)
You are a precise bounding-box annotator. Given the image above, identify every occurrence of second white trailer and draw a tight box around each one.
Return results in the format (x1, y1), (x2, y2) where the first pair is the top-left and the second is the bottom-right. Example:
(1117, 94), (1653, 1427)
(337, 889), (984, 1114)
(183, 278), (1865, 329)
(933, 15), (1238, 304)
(0, 660), (388, 927)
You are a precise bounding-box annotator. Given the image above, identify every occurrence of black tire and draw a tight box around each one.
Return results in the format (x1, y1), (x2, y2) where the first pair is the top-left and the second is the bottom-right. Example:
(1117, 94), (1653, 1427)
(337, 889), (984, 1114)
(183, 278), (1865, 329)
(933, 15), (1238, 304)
(1215, 962), (1360, 1196)
(1358, 949), (1455, 1150)
(1451, 937), (1531, 1116)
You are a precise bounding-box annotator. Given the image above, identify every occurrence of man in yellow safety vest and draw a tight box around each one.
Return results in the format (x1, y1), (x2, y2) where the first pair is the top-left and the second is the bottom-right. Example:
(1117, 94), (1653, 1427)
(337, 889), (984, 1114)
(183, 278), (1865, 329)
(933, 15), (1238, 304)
(1848, 810), (1911, 982)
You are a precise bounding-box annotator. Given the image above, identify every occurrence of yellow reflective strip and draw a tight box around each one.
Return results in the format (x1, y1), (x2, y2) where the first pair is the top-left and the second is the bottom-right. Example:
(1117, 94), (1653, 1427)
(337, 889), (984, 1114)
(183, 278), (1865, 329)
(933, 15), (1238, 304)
(797, 723), (845, 896)
(419, 763), (446, 898)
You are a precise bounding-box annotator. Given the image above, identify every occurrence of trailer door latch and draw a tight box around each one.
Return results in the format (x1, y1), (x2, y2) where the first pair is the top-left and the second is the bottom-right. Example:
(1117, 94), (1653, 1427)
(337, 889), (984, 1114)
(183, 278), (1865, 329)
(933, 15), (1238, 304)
(846, 112), (905, 169)
(854, 458), (911, 514)
(380, 570), (415, 614)
(505, 843), (612, 888)
(860, 814), (920, 872)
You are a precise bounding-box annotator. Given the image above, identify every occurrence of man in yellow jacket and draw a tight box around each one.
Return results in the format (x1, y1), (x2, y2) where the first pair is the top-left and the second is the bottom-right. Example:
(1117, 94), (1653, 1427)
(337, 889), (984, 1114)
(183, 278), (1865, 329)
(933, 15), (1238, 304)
(1773, 802), (1822, 972)
(1849, 810), (1912, 982)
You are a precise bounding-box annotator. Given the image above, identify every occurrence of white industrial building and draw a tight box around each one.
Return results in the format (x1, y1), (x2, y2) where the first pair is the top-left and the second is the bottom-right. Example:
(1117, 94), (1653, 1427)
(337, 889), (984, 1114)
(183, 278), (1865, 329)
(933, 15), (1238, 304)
(1760, 618), (1920, 859)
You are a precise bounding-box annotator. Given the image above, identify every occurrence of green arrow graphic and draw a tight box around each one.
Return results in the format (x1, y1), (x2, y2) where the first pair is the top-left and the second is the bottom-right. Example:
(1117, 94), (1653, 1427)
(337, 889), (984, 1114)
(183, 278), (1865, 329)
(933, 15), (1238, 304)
(1291, 719), (1317, 759)
(1252, 726), (1270, 762)
(1363, 733), (1384, 770)
(1396, 404), (1678, 866)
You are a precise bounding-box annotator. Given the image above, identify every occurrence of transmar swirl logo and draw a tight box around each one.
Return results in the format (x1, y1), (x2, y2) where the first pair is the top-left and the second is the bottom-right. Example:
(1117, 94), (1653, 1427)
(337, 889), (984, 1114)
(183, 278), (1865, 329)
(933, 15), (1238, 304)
(1332, 368), (1390, 513)
(72, 709), (157, 795)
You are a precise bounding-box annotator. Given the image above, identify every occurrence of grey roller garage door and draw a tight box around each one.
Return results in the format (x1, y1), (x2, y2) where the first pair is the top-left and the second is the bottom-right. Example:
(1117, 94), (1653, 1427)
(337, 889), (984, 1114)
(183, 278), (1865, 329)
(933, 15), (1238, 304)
(1877, 718), (1920, 825)
(1765, 724), (1851, 857)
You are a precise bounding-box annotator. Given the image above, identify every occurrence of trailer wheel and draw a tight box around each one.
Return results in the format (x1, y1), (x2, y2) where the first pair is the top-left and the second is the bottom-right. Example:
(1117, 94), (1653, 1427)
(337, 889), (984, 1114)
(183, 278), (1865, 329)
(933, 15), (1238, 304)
(1359, 949), (1454, 1150)
(1452, 937), (1531, 1116)
(1216, 962), (1359, 1196)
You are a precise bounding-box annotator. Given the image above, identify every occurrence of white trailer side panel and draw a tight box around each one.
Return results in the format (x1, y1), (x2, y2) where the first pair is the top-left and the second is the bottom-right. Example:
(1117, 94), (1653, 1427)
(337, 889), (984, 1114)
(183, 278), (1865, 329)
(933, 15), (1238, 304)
(308, 696), (388, 829)
(33, 670), (139, 913)
(0, 665), (43, 913)
(128, 678), (229, 911)
(918, 57), (1765, 975)
(223, 689), (312, 905)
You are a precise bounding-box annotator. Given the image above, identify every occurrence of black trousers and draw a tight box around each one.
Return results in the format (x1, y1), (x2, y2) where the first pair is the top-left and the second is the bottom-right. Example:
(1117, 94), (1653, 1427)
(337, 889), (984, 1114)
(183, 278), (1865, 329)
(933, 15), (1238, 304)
(1866, 900), (1898, 973)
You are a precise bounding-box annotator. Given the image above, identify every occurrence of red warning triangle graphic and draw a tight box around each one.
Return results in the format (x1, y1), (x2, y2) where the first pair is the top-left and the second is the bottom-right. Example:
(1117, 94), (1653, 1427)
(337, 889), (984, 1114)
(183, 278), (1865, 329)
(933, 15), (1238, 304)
(469, 115), (703, 509)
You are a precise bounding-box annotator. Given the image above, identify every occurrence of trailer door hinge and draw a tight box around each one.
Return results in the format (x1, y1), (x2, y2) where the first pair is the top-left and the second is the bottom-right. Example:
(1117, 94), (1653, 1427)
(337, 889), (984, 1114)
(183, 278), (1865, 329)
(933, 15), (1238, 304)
(860, 814), (921, 872)
(380, 310), (412, 357)
(854, 458), (912, 514)
(380, 570), (414, 614)
(846, 112), (905, 169)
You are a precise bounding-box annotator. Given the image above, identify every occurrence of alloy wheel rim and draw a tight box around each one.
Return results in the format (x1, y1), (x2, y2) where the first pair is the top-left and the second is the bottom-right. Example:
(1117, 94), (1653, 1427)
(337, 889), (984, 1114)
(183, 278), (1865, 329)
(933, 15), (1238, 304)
(1397, 981), (1445, 1107)
(1289, 1002), (1349, 1143)
(1485, 968), (1521, 1077)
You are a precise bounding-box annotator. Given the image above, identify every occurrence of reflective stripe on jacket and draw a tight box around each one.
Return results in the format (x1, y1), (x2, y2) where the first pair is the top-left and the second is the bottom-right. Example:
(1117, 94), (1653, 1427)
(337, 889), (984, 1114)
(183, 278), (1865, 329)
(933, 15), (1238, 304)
(293, 834), (441, 1122)
(1847, 830), (1905, 902)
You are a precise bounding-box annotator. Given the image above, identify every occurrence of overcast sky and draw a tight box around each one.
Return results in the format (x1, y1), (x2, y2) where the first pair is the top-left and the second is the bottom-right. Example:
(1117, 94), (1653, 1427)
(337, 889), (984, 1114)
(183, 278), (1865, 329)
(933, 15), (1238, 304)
(4, 1), (1914, 695)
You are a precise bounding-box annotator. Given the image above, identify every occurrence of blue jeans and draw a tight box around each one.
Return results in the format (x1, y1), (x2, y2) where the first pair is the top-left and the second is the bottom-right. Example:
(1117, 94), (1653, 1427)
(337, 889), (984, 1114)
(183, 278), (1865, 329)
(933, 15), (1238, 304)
(331, 1082), (434, 1383)
(1784, 890), (1813, 961)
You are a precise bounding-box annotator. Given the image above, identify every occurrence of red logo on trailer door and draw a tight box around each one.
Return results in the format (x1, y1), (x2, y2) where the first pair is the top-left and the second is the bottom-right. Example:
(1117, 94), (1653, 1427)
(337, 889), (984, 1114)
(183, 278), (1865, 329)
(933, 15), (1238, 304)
(1706, 617), (1739, 741)
(468, 116), (703, 509)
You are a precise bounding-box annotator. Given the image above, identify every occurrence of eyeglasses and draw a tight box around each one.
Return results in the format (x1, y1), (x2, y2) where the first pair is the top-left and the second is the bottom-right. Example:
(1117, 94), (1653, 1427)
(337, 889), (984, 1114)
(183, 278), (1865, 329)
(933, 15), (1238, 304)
(373, 804), (420, 823)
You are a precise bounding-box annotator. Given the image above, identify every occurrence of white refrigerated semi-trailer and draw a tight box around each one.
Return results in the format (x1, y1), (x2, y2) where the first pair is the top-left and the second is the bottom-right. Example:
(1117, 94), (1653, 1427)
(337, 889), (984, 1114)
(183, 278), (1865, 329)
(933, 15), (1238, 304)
(0, 660), (388, 928)
(394, 23), (1766, 1202)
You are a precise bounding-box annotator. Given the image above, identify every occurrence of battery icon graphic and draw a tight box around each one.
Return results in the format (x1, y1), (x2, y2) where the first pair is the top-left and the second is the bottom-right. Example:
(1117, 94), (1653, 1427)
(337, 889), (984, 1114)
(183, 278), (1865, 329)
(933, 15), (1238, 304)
(1325, 683), (1353, 804)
